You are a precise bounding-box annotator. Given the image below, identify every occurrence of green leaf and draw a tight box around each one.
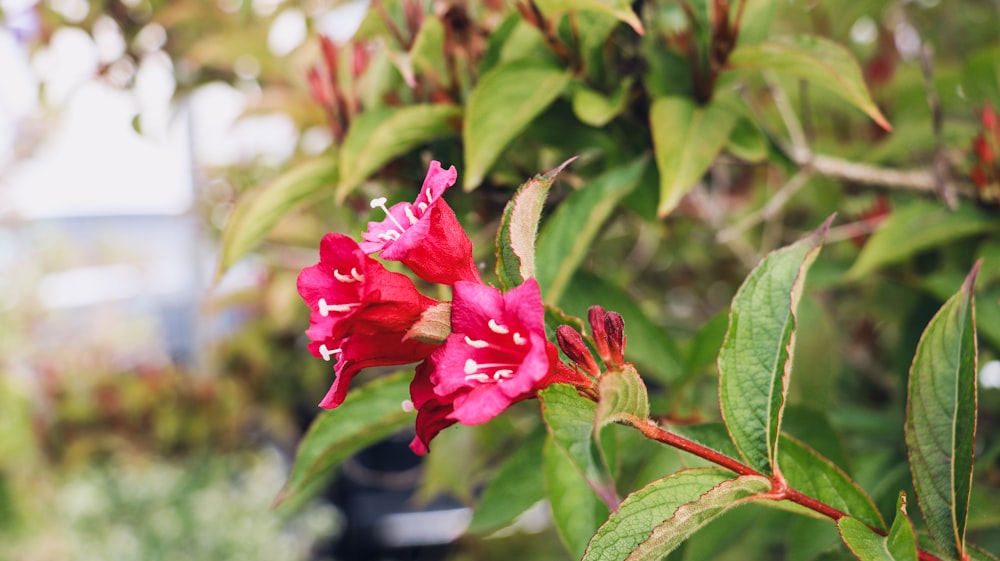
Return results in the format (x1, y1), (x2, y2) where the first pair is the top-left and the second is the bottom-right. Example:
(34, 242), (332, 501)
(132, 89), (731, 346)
(495, 158), (577, 290)
(572, 79), (634, 127)
(595, 364), (650, 431)
(534, 0), (644, 35)
(837, 492), (916, 561)
(336, 104), (461, 201)
(560, 272), (683, 385)
(582, 468), (770, 561)
(906, 263), (980, 560)
(846, 202), (1000, 281)
(650, 95), (740, 217)
(467, 426), (547, 534)
(726, 115), (769, 163)
(273, 371), (413, 511)
(727, 35), (891, 131)
(463, 60), (572, 190)
(718, 217), (832, 475)
(545, 435), (610, 558)
(535, 157), (648, 304)
(780, 434), (885, 532)
(540, 384), (617, 504)
(216, 156), (338, 278)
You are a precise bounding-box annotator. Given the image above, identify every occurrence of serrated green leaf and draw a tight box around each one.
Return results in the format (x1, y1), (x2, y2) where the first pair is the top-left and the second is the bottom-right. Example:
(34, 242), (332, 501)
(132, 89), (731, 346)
(494, 158), (577, 290)
(650, 95), (740, 217)
(906, 263), (980, 560)
(582, 468), (769, 561)
(467, 426), (547, 534)
(560, 272), (683, 385)
(780, 434), (885, 532)
(274, 371), (413, 511)
(540, 384), (617, 504)
(846, 202), (1000, 281)
(217, 156), (338, 278)
(536, 157), (648, 304)
(534, 0), (644, 35)
(545, 434), (609, 558)
(837, 493), (916, 561)
(595, 364), (650, 431)
(335, 104), (461, 201)
(727, 35), (890, 130)
(463, 61), (572, 189)
(718, 217), (832, 475)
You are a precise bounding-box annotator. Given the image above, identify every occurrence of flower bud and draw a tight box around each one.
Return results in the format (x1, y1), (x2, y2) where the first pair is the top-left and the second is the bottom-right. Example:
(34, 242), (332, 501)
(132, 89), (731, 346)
(588, 306), (610, 362)
(604, 312), (626, 368)
(556, 325), (599, 377)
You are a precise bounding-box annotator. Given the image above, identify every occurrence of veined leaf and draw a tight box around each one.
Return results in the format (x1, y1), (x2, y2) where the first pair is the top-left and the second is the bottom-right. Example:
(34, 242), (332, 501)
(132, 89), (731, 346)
(650, 95), (740, 217)
(336, 104), (461, 201)
(463, 61), (572, 190)
(534, 0), (644, 35)
(535, 157), (648, 304)
(846, 201), (1000, 281)
(727, 35), (890, 130)
(582, 468), (769, 561)
(540, 384), (618, 505)
(495, 158), (577, 290)
(467, 426), (547, 534)
(718, 217), (832, 475)
(595, 364), (650, 431)
(837, 492), (917, 561)
(780, 434), (885, 531)
(217, 156), (337, 277)
(273, 371), (413, 511)
(906, 263), (980, 560)
(545, 435), (610, 558)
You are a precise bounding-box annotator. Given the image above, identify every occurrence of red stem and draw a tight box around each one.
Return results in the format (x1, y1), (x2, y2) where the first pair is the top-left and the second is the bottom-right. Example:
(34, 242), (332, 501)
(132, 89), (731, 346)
(623, 415), (945, 561)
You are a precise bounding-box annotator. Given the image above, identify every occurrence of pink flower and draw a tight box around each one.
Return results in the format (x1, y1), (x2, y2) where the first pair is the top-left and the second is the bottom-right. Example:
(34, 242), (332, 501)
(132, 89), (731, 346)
(408, 279), (589, 454)
(360, 161), (481, 285)
(298, 233), (440, 409)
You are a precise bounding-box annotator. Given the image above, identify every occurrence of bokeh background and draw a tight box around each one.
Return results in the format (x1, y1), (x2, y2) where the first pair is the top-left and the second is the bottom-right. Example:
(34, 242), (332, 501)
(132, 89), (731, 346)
(2, 0), (999, 560)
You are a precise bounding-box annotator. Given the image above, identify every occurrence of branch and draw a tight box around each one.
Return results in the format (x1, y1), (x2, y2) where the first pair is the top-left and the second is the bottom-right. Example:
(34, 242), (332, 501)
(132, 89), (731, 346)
(623, 414), (945, 561)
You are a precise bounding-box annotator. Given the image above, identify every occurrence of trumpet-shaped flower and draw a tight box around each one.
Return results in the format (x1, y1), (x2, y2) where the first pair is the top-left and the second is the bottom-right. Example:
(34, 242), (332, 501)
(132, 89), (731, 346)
(360, 161), (481, 285)
(297, 233), (439, 409)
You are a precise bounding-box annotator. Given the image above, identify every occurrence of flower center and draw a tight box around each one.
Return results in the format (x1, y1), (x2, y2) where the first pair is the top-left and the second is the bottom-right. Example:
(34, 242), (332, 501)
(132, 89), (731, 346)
(370, 195), (429, 242)
(461, 317), (530, 384)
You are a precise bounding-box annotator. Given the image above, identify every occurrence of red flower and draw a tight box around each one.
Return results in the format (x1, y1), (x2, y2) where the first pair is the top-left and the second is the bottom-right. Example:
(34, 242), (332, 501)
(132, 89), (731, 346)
(298, 233), (440, 409)
(360, 161), (481, 286)
(408, 279), (586, 454)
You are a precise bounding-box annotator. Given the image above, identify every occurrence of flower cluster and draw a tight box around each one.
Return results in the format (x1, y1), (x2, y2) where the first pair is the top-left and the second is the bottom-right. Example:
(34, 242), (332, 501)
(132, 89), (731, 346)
(298, 162), (591, 454)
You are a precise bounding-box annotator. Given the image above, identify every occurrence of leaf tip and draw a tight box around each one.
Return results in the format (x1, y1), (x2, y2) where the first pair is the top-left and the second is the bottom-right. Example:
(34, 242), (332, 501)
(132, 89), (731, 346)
(963, 259), (983, 293)
(539, 156), (579, 181)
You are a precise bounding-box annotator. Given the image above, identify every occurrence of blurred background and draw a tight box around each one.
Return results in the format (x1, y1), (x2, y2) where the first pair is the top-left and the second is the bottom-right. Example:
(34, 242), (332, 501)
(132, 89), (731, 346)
(1, 0), (999, 560)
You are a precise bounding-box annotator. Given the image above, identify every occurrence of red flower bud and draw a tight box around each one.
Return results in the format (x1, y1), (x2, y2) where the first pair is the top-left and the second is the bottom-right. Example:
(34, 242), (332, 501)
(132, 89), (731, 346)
(556, 325), (599, 377)
(604, 312), (626, 368)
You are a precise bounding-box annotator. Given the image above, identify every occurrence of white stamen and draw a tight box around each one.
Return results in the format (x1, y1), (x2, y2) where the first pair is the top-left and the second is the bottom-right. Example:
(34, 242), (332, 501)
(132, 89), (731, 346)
(417, 202), (428, 212)
(318, 298), (359, 316)
(493, 369), (514, 380)
(370, 196), (408, 234)
(464, 373), (491, 383)
(425, 187), (434, 201)
(464, 358), (479, 375)
(378, 231), (401, 242)
(404, 206), (419, 225)
(513, 332), (527, 346)
(401, 399), (415, 413)
(318, 344), (341, 361)
(351, 268), (365, 282)
(464, 336), (489, 349)
(488, 319), (509, 334)
(333, 269), (357, 283)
